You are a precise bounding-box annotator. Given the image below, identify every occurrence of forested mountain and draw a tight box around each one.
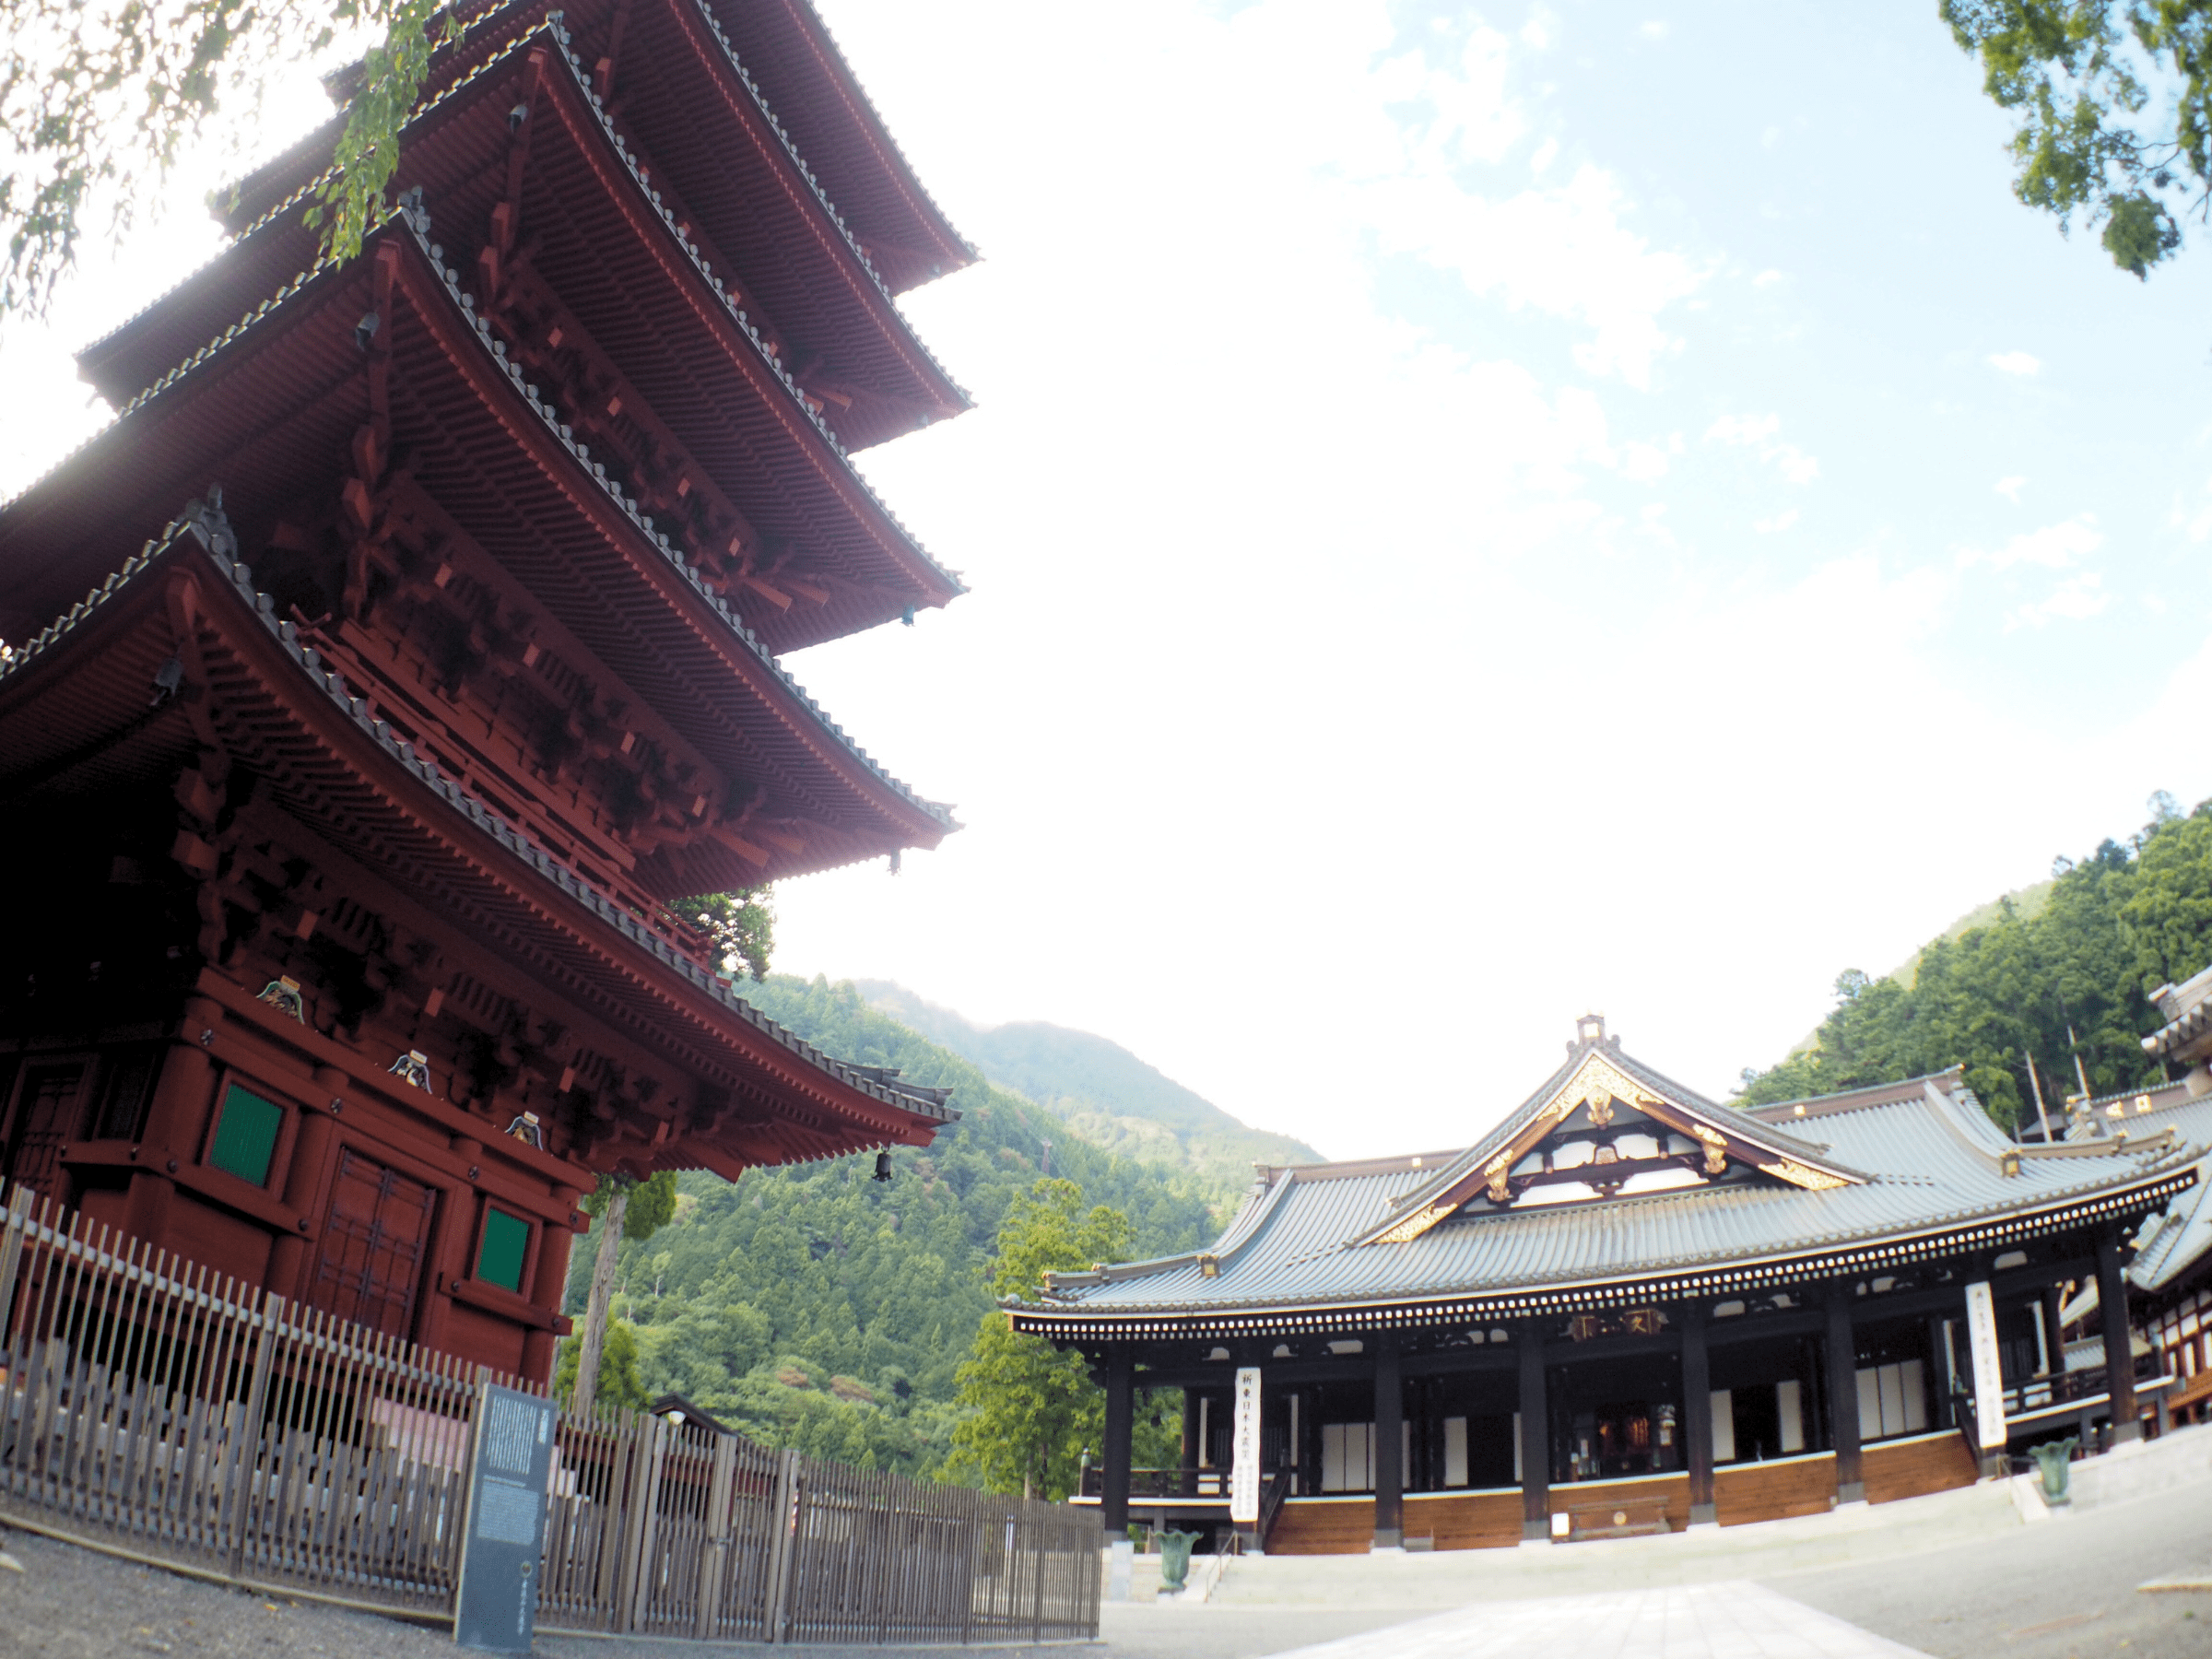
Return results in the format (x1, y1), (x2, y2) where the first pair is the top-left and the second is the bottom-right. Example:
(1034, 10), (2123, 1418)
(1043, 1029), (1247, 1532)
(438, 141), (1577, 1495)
(1737, 794), (2212, 1126)
(560, 975), (1221, 1474)
(854, 980), (1324, 1193)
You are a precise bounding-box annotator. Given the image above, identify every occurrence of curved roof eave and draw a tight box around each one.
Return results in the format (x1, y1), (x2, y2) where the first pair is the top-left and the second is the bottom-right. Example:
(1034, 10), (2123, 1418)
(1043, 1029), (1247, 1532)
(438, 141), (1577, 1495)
(0, 500), (959, 1144)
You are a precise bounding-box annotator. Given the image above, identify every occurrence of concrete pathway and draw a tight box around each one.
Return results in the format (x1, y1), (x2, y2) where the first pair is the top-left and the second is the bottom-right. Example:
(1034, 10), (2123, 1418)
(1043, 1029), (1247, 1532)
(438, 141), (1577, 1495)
(1262, 1583), (1929, 1659)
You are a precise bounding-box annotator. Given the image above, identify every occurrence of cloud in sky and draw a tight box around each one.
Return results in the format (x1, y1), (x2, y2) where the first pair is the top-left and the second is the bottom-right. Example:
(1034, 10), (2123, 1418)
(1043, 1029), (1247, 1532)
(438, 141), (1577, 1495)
(1963, 515), (2104, 571)
(2008, 573), (2109, 629)
(1704, 412), (1820, 483)
(1988, 350), (2042, 376)
(1994, 476), (2027, 502)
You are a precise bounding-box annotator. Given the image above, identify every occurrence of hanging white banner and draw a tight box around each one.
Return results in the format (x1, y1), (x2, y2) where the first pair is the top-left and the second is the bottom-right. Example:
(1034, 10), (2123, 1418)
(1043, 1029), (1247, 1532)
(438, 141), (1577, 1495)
(1230, 1368), (1262, 1524)
(1964, 1280), (2008, 1450)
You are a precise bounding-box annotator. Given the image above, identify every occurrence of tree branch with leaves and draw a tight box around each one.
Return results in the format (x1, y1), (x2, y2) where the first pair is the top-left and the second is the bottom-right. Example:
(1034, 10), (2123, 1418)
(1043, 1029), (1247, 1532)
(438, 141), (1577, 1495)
(1944, 0), (2212, 276)
(0, 0), (441, 320)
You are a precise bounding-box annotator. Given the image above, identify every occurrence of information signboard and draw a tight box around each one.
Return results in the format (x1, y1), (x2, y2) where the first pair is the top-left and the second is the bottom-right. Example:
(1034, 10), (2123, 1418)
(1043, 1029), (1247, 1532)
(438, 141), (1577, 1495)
(454, 1382), (556, 1653)
(1963, 1279), (2008, 1450)
(1230, 1367), (1261, 1524)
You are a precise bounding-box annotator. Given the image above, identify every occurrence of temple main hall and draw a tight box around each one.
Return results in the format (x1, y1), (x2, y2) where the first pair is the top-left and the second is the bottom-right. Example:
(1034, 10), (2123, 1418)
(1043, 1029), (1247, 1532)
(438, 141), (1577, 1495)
(0, 0), (972, 1382)
(1018, 1017), (2195, 1552)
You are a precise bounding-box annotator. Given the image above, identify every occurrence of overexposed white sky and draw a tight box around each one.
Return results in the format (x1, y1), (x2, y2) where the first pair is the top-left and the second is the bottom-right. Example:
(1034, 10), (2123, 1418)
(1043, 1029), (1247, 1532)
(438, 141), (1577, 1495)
(9, 3), (2212, 1160)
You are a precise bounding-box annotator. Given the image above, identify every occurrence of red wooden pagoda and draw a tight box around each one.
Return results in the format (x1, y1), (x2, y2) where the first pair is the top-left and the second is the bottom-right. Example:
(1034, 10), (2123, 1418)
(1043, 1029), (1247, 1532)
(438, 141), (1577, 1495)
(0, 0), (973, 1382)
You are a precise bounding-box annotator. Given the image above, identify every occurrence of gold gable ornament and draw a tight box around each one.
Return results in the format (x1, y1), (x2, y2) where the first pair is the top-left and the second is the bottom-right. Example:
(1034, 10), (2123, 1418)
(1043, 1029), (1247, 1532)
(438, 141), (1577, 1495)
(1375, 1203), (1457, 1245)
(1755, 1159), (1849, 1190)
(1484, 1152), (1513, 1203)
(1688, 1123), (1729, 1175)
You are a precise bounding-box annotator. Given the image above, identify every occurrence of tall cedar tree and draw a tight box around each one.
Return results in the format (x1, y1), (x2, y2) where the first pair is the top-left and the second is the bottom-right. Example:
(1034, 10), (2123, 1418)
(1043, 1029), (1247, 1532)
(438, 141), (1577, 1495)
(945, 1180), (1132, 1501)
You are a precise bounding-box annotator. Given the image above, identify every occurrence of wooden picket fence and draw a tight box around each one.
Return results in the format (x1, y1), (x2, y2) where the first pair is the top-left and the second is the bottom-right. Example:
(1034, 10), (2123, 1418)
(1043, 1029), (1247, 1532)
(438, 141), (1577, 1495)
(0, 1185), (1100, 1642)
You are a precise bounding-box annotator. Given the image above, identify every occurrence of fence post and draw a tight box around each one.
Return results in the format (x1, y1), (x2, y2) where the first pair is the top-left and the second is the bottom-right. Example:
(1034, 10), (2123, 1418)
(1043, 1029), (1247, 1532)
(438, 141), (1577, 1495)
(224, 1291), (285, 1581)
(694, 1430), (738, 1640)
(621, 1414), (671, 1633)
(762, 1448), (800, 1646)
(0, 1186), (34, 1345)
(1030, 1508), (1048, 1641)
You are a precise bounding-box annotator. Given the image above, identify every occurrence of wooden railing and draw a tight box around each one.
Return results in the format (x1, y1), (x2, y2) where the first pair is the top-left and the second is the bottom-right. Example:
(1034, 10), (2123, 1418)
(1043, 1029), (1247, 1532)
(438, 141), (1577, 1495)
(1999, 1353), (2171, 1418)
(1082, 1465), (1232, 1499)
(0, 1184), (1098, 1642)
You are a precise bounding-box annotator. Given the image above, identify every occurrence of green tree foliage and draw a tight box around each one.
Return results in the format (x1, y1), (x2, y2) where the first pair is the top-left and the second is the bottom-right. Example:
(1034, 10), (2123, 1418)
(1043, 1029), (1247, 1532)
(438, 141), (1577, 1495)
(563, 976), (1217, 1477)
(681, 888), (775, 982)
(1943, 0), (2212, 276)
(1738, 794), (2212, 1124)
(552, 1315), (648, 1412)
(0, 0), (439, 318)
(582, 1169), (679, 1241)
(943, 1180), (1131, 1500)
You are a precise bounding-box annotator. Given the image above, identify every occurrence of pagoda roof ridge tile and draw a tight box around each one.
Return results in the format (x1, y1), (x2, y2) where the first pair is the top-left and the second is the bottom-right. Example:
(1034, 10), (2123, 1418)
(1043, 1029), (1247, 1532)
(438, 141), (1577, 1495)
(663, 0), (974, 399)
(20, 192), (958, 833)
(79, 18), (969, 609)
(388, 206), (957, 828)
(544, 24), (966, 475)
(754, 0), (978, 269)
(76, 23), (530, 388)
(0, 500), (957, 1133)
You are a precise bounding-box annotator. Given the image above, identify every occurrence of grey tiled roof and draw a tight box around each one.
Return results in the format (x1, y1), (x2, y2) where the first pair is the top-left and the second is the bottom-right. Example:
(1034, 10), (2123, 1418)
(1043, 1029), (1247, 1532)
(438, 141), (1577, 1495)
(1017, 1047), (2197, 1332)
(2121, 1092), (2212, 1291)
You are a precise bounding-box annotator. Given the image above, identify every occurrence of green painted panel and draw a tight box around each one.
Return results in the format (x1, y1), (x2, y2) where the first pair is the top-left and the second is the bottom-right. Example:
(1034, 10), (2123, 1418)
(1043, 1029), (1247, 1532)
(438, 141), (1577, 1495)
(478, 1206), (529, 1293)
(209, 1085), (283, 1187)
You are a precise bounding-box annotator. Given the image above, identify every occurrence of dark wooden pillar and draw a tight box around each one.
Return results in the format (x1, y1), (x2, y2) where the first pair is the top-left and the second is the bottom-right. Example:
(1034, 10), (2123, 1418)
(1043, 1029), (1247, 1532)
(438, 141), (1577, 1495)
(1681, 1303), (1714, 1524)
(2041, 1285), (2066, 1376)
(1180, 1385), (1200, 1493)
(2099, 1226), (2141, 1441)
(1826, 1294), (1864, 1502)
(124, 1011), (220, 1245)
(1518, 1328), (1549, 1540)
(1372, 1335), (1404, 1548)
(1101, 1352), (1135, 1540)
(523, 1200), (579, 1384)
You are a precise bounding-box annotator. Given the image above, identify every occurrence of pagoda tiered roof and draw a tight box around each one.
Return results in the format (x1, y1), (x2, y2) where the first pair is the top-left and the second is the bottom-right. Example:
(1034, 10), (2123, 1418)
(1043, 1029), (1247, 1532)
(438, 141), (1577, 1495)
(0, 502), (955, 1173)
(176, 0), (971, 449)
(67, 17), (963, 652)
(705, 0), (977, 292)
(0, 204), (951, 894)
(1012, 1027), (2198, 1341)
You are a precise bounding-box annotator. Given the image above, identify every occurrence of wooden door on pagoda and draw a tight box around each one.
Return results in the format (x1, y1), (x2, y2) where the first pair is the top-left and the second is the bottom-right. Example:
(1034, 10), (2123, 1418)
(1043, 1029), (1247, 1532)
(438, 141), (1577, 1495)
(2, 1060), (85, 1197)
(309, 1147), (437, 1337)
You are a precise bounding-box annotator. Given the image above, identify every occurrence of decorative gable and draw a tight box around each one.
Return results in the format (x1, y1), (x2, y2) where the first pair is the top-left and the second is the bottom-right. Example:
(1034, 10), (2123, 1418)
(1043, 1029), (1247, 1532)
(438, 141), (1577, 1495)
(1358, 1018), (1864, 1246)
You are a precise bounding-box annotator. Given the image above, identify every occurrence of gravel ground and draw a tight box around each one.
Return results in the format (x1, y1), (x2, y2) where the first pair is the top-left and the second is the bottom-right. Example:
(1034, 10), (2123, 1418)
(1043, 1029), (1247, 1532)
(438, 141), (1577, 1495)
(9, 1477), (2212, 1658)
(0, 1524), (455, 1658)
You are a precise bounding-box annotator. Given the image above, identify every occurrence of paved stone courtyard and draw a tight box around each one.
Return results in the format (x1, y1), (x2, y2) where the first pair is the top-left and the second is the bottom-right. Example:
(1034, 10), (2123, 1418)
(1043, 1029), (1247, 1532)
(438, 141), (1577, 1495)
(7, 1457), (2212, 1657)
